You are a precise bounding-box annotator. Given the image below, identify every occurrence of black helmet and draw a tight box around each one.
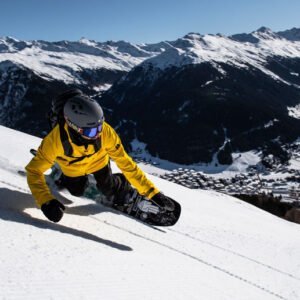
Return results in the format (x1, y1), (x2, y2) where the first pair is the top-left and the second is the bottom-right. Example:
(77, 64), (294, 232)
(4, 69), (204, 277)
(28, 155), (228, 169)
(64, 95), (104, 139)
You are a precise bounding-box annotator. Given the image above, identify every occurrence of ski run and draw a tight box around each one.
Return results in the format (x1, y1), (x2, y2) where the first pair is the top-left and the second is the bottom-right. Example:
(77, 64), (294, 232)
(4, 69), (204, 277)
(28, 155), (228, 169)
(0, 125), (299, 300)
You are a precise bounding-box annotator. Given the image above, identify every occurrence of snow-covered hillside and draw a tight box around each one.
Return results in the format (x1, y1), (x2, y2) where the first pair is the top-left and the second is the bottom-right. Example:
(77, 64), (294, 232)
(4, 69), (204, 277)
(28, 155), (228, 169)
(0, 125), (299, 300)
(2, 27), (300, 85)
(0, 37), (166, 83)
(2, 27), (300, 165)
(142, 27), (300, 86)
(102, 27), (300, 165)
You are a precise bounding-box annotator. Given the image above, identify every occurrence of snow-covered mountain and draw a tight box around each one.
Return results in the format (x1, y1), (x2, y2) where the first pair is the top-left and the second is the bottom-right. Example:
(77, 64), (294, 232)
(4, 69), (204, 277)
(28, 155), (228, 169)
(1, 27), (300, 165)
(0, 125), (299, 300)
(139, 26), (300, 78)
(0, 36), (167, 83)
(102, 27), (300, 164)
(277, 27), (300, 42)
(0, 36), (167, 135)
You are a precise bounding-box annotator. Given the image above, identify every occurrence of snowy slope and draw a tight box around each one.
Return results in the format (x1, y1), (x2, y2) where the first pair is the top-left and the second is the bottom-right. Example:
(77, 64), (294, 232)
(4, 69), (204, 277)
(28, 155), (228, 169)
(0, 125), (300, 300)
(0, 37), (164, 83)
(2, 27), (300, 86)
(142, 28), (300, 87)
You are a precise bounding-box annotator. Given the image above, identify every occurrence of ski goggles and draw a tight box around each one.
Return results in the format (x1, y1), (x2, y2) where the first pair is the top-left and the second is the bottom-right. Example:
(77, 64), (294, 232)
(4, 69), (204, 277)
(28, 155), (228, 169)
(65, 118), (103, 138)
(80, 124), (102, 138)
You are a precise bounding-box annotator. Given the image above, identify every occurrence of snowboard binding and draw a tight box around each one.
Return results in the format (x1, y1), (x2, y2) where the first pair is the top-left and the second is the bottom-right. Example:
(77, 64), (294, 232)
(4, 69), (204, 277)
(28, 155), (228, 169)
(115, 188), (181, 226)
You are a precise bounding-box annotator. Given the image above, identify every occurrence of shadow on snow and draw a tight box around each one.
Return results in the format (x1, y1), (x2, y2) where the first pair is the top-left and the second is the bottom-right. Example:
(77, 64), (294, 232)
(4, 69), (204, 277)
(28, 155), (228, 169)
(0, 187), (132, 251)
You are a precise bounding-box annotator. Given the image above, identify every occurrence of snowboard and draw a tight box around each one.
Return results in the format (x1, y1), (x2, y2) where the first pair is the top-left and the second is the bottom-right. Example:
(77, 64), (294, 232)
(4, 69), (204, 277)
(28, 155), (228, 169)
(27, 149), (181, 226)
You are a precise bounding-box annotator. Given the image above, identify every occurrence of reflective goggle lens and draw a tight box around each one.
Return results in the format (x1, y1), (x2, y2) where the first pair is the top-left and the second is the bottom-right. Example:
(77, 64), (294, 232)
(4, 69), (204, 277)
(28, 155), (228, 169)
(81, 124), (102, 138)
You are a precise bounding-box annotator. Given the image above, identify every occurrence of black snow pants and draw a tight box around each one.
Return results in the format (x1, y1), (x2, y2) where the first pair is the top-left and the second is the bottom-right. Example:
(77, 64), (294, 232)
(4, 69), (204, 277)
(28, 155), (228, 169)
(59, 163), (132, 200)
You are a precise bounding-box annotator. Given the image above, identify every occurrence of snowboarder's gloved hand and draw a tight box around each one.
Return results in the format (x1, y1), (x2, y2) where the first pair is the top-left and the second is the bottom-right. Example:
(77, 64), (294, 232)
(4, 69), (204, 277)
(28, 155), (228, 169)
(41, 199), (65, 223)
(151, 193), (175, 211)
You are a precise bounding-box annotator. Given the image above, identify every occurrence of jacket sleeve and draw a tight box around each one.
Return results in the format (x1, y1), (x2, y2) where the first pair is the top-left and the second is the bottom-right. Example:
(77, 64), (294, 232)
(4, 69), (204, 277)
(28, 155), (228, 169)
(25, 132), (59, 207)
(104, 124), (159, 199)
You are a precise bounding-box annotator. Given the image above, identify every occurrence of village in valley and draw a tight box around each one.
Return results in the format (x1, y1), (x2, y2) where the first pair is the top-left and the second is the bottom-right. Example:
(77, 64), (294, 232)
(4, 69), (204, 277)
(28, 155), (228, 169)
(132, 143), (300, 223)
(159, 165), (300, 201)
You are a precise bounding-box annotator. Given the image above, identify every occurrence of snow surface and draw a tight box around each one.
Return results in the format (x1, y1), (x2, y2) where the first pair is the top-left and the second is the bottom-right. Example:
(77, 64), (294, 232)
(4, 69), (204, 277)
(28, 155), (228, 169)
(0, 38), (162, 83)
(130, 138), (261, 177)
(0, 125), (300, 300)
(2, 28), (300, 87)
(142, 29), (300, 87)
(288, 104), (300, 119)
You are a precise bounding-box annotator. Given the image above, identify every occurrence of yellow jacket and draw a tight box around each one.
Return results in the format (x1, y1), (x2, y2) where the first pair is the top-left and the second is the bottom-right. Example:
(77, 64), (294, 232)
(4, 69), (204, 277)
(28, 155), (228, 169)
(26, 122), (159, 207)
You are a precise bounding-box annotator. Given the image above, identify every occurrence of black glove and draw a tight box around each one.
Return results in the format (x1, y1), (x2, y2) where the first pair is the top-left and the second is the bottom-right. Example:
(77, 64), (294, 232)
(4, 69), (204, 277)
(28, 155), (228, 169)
(41, 199), (65, 223)
(151, 192), (175, 211)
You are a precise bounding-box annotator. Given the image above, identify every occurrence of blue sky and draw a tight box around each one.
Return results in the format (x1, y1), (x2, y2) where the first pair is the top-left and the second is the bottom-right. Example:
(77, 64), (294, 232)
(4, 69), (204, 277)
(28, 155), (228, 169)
(1, 0), (300, 43)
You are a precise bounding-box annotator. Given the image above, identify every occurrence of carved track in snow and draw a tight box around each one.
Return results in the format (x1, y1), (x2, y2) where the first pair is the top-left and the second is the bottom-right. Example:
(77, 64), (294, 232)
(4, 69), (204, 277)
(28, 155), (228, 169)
(89, 215), (289, 300)
(167, 228), (300, 281)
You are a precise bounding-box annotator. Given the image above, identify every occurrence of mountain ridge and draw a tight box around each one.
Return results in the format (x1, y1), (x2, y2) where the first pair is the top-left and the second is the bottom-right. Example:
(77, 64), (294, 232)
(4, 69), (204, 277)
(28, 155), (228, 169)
(1, 26), (300, 164)
(100, 27), (300, 164)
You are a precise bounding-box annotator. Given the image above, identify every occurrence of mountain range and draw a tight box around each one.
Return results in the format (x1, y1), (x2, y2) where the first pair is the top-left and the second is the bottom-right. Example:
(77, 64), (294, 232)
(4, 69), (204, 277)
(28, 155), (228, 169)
(1, 27), (300, 165)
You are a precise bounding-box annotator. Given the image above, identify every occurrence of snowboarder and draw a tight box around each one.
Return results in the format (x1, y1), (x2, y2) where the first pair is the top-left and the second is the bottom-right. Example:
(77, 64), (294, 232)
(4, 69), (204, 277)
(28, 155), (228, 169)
(26, 90), (174, 223)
